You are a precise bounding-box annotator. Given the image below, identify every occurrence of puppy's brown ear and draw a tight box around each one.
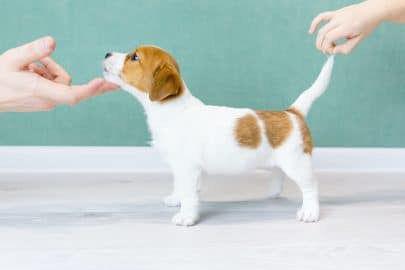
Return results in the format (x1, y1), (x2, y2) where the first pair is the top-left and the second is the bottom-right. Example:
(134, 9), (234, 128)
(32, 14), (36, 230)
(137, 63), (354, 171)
(149, 64), (182, 102)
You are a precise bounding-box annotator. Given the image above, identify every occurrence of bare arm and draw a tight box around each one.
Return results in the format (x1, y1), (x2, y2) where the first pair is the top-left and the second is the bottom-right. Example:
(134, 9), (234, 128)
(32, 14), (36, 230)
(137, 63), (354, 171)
(381, 0), (405, 23)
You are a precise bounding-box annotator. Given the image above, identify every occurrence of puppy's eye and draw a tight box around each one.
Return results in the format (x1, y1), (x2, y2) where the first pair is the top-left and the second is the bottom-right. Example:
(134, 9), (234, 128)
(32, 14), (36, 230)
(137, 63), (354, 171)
(130, 53), (139, 61)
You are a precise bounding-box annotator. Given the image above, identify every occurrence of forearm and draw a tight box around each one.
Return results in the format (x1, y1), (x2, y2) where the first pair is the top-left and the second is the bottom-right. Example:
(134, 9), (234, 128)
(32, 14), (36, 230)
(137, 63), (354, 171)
(368, 0), (405, 24)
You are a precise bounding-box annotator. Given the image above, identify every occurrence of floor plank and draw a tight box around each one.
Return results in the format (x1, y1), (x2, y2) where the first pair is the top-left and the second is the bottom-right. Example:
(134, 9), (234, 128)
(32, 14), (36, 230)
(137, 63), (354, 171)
(0, 172), (404, 269)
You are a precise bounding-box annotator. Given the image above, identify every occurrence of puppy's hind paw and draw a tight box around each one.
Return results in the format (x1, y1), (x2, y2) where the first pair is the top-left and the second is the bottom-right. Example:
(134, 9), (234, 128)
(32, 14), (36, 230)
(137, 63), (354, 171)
(163, 194), (181, 207)
(268, 179), (283, 199)
(268, 189), (282, 199)
(296, 204), (320, 223)
(171, 212), (199, 226)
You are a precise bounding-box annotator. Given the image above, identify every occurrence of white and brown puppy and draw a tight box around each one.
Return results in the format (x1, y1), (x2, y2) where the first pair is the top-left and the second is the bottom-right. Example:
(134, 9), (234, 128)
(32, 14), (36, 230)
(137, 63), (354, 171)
(103, 46), (334, 226)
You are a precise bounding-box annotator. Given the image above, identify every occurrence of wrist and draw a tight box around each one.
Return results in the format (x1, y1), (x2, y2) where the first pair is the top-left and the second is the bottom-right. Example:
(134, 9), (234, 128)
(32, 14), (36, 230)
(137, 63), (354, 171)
(363, 0), (388, 25)
(366, 0), (405, 23)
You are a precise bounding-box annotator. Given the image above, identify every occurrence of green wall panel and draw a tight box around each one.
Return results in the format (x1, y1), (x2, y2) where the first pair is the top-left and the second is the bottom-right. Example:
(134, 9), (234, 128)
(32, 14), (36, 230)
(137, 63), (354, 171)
(0, 0), (404, 146)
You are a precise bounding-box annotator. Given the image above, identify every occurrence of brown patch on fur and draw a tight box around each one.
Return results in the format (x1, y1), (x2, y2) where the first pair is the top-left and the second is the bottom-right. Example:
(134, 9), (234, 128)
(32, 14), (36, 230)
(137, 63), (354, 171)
(256, 110), (292, 148)
(286, 108), (313, 154)
(234, 114), (261, 148)
(121, 46), (183, 102)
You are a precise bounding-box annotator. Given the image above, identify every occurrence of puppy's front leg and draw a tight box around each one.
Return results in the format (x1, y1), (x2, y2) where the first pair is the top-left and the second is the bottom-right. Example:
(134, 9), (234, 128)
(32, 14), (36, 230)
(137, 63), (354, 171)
(171, 165), (201, 226)
(163, 178), (181, 207)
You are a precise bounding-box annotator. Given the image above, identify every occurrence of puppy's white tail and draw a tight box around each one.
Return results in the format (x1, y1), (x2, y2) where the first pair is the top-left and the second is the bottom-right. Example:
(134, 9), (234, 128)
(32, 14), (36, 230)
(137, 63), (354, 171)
(290, 55), (334, 117)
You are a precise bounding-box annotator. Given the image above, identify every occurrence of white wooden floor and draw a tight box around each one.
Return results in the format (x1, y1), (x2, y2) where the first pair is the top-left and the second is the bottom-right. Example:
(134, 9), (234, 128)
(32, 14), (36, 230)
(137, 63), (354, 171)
(0, 171), (404, 270)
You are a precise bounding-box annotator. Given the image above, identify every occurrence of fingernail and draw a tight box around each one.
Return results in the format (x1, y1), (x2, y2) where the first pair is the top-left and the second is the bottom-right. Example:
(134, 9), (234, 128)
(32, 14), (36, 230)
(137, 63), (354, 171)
(36, 36), (54, 54)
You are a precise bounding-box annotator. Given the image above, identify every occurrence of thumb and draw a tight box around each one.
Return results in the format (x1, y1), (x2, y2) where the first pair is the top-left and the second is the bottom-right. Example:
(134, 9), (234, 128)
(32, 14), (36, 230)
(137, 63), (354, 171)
(1, 36), (56, 70)
(333, 36), (361, 55)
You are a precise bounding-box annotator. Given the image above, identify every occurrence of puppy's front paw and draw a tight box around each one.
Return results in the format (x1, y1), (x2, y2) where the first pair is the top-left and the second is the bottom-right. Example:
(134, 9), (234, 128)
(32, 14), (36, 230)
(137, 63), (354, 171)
(172, 211), (199, 226)
(296, 204), (319, 223)
(163, 194), (181, 207)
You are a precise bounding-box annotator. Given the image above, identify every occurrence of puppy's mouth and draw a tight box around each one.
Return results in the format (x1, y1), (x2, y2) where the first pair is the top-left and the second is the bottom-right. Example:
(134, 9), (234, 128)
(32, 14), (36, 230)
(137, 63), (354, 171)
(103, 63), (111, 73)
(103, 63), (123, 86)
(103, 63), (118, 76)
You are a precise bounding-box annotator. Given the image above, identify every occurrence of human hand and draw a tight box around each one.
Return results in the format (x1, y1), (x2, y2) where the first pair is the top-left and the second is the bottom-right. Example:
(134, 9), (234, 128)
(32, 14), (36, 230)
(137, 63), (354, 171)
(309, 1), (384, 55)
(0, 36), (119, 112)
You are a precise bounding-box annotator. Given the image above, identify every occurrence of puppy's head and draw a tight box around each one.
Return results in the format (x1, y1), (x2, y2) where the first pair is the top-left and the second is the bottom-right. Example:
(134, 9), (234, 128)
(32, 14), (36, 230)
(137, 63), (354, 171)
(103, 46), (183, 102)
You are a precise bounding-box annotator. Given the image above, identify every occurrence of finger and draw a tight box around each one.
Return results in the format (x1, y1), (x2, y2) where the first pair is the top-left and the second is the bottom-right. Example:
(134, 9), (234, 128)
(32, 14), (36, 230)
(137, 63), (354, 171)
(333, 36), (362, 55)
(70, 79), (119, 102)
(35, 77), (117, 106)
(322, 27), (348, 54)
(309, 11), (334, 34)
(39, 57), (72, 85)
(70, 78), (107, 101)
(98, 81), (120, 94)
(35, 76), (77, 105)
(316, 22), (338, 52)
(1, 36), (56, 71)
(28, 63), (55, 80)
(39, 78), (104, 105)
(325, 44), (336, 55)
(324, 27), (358, 54)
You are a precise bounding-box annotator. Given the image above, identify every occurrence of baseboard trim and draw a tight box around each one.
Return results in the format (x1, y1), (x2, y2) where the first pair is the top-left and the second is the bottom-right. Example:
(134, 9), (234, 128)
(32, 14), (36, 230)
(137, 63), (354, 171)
(0, 146), (404, 174)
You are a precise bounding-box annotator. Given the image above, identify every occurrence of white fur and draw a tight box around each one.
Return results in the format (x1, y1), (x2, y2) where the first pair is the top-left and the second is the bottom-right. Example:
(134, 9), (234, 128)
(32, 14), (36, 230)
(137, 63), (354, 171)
(291, 56), (334, 117)
(104, 53), (334, 226)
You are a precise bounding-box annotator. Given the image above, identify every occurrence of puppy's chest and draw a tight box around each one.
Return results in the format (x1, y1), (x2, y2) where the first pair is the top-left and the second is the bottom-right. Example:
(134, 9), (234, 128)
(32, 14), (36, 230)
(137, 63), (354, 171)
(147, 116), (191, 150)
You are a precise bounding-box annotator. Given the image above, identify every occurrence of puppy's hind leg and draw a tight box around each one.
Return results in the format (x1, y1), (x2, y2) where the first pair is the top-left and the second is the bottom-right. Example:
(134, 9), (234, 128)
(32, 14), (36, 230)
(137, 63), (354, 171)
(268, 167), (285, 198)
(278, 155), (319, 222)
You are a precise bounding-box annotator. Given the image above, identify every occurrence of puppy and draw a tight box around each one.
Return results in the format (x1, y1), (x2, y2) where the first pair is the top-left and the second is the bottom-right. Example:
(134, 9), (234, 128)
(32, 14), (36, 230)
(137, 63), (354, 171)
(103, 46), (334, 226)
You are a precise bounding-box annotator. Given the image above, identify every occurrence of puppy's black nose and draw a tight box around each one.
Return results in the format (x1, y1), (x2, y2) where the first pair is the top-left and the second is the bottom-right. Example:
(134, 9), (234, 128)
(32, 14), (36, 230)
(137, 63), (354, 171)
(105, 52), (112, 59)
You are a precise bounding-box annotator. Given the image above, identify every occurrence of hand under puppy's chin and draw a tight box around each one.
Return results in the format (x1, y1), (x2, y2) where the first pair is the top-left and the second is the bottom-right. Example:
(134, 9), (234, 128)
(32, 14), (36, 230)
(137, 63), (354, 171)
(103, 72), (122, 86)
